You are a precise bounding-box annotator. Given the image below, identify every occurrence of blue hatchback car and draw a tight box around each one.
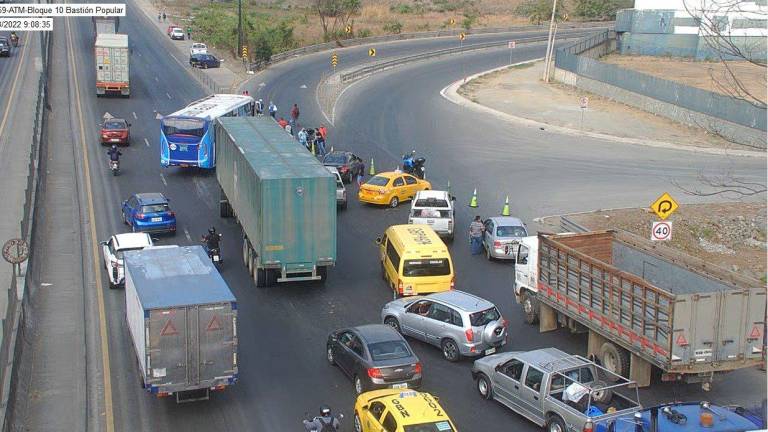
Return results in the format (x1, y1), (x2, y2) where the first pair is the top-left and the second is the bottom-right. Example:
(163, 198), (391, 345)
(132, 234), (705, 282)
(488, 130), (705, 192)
(121, 193), (176, 235)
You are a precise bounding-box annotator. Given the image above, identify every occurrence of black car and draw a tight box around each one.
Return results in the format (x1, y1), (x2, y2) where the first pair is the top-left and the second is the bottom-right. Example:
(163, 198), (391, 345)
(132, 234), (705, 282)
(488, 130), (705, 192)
(327, 324), (422, 395)
(189, 53), (220, 69)
(322, 151), (364, 183)
(0, 38), (9, 57)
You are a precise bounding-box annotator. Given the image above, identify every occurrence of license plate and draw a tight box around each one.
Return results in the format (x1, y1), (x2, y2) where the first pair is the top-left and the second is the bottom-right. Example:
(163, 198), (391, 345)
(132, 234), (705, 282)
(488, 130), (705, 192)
(151, 217), (162, 222)
(110, 138), (120, 142)
(180, 145), (188, 152)
(485, 347), (496, 355)
(392, 383), (408, 389)
(213, 255), (220, 262)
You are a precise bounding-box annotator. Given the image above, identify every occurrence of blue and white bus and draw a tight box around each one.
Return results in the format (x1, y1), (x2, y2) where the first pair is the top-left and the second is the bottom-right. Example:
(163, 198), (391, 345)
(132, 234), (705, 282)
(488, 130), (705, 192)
(160, 94), (255, 169)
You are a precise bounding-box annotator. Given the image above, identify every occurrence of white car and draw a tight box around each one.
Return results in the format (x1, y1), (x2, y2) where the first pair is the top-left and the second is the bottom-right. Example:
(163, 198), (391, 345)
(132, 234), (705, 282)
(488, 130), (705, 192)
(190, 42), (207, 57)
(408, 190), (455, 240)
(170, 27), (185, 40)
(100, 233), (153, 288)
(326, 166), (347, 209)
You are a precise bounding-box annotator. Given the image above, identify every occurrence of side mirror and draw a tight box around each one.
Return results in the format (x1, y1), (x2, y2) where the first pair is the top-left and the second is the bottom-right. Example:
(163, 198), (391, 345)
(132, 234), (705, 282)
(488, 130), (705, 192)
(375, 237), (382, 245)
(451, 196), (456, 201)
(151, 237), (160, 242)
(99, 241), (108, 245)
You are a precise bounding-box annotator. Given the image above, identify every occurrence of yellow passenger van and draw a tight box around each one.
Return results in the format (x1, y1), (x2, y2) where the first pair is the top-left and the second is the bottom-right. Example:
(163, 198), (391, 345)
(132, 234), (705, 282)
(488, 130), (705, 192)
(376, 224), (454, 296)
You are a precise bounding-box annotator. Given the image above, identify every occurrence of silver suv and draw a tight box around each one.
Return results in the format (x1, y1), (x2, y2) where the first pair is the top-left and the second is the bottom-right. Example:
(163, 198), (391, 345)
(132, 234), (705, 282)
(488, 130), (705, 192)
(381, 290), (508, 362)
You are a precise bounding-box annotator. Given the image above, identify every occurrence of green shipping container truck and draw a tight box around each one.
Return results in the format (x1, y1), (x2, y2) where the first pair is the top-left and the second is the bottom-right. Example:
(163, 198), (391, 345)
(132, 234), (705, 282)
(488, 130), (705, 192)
(215, 117), (336, 287)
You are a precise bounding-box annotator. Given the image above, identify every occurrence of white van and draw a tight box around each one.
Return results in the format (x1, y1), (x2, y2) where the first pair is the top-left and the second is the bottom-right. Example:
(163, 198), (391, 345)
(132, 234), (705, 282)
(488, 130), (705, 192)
(408, 190), (455, 240)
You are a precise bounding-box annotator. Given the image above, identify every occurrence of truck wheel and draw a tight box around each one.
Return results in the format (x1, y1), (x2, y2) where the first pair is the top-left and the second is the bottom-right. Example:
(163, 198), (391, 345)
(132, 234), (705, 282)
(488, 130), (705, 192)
(522, 291), (538, 325)
(255, 268), (266, 288)
(546, 415), (567, 432)
(476, 373), (493, 400)
(317, 266), (328, 283)
(591, 380), (613, 404)
(265, 269), (278, 287)
(600, 342), (630, 379)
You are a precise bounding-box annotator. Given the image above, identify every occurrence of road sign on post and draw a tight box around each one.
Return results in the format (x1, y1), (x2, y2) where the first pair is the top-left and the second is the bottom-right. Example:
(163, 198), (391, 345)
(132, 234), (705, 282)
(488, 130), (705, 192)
(651, 221), (672, 241)
(650, 192), (679, 220)
(579, 96), (588, 130)
(345, 25), (352, 34)
(331, 52), (338, 71)
(459, 32), (466, 41)
(508, 41), (516, 49)
(508, 41), (516, 64)
(449, 18), (455, 25)
(241, 46), (248, 60)
(368, 48), (376, 57)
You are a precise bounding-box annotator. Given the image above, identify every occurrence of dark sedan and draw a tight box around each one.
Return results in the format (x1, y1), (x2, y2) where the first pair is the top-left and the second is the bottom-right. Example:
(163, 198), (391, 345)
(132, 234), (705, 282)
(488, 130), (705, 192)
(327, 324), (422, 395)
(189, 53), (220, 69)
(0, 37), (9, 57)
(322, 151), (364, 183)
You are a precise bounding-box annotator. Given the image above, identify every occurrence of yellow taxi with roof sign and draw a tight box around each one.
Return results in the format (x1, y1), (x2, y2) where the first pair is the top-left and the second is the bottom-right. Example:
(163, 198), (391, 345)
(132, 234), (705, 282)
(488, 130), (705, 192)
(353, 389), (458, 432)
(359, 171), (431, 208)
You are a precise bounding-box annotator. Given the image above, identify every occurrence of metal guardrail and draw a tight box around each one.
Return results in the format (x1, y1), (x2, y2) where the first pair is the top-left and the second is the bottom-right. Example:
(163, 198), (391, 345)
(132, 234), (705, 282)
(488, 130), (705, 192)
(557, 29), (612, 55)
(339, 28), (607, 83)
(188, 65), (228, 94)
(252, 21), (615, 72)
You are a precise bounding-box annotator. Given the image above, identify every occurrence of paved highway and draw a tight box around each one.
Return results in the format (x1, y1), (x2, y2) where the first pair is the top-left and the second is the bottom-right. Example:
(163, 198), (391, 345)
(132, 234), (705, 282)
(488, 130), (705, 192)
(20, 3), (765, 431)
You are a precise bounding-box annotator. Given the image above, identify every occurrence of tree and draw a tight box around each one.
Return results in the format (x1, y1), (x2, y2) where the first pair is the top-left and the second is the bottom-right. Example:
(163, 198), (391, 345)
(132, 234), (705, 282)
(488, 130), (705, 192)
(315, 0), (361, 42)
(252, 34), (273, 63)
(574, 0), (632, 21)
(674, 169), (767, 198)
(683, 0), (766, 109)
(514, 0), (567, 25)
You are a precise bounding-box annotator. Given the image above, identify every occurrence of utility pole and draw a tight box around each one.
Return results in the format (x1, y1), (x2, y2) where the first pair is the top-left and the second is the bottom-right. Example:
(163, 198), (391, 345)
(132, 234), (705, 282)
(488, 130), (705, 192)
(237, 0), (243, 59)
(542, 0), (558, 83)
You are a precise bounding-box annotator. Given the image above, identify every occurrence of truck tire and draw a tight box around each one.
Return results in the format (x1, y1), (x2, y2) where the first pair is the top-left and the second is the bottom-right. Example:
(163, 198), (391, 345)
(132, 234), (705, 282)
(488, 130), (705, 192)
(255, 268), (266, 288)
(317, 266), (328, 283)
(591, 380), (613, 404)
(476, 373), (493, 400)
(600, 342), (630, 379)
(546, 415), (567, 432)
(522, 291), (539, 325)
(265, 269), (277, 287)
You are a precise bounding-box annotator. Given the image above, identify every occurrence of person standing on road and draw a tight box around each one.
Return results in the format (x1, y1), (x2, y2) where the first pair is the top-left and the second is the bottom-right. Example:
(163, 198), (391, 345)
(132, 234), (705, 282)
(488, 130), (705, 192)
(357, 161), (365, 187)
(469, 215), (484, 255)
(269, 101), (277, 118)
(314, 128), (326, 157)
(318, 125), (327, 141)
(187, 26), (192, 40)
(277, 117), (289, 129)
(297, 128), (308, 150)
(290, 104), (300, 133)
(255, 98), (264, 116)
(162, 11), (166, 22)
(157, 12), (161, 21)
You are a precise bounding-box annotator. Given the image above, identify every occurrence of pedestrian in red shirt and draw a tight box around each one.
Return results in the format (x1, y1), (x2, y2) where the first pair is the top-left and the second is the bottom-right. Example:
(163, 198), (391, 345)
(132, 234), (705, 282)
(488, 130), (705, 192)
(277, 117), (288, 129)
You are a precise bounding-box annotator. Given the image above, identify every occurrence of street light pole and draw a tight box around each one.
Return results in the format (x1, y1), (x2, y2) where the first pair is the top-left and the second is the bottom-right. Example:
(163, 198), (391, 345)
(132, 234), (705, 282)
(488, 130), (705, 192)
(237, 0), (243, 58)
(542, 0), (558, 83)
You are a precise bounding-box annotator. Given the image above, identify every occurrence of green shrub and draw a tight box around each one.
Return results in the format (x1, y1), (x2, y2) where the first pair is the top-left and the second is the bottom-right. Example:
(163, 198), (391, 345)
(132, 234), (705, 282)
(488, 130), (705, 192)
(574, 0), (632, 20)
(382, 20), (403, 34)
(390, 3), (414, 14)
(356, 28), (373, 38)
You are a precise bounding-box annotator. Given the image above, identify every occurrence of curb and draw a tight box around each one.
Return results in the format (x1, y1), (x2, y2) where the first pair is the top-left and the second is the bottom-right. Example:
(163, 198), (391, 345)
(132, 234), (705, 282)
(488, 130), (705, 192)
(439, 61), (765, 159)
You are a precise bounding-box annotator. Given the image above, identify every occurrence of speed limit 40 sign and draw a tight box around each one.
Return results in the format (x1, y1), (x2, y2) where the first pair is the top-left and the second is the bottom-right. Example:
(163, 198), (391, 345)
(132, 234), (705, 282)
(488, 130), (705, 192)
(651, 221), (672, 241)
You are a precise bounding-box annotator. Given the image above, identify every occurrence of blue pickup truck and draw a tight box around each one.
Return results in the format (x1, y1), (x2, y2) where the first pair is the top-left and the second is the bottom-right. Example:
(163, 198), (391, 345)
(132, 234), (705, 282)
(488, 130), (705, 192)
(597, 401), (765, 432)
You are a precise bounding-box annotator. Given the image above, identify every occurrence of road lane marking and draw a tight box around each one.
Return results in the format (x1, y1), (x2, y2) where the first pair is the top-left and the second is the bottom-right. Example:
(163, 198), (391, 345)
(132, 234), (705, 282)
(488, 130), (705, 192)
(65, 17), (115, 432)
(166, 92), (172, 99)
(154, 76), (159, 82)
(184, 227), (192, 242)
(132, 111), (137, 119)
(160, 173), (167, 186)
(0, 31), (32, 152)
(144, 138), (150, 147)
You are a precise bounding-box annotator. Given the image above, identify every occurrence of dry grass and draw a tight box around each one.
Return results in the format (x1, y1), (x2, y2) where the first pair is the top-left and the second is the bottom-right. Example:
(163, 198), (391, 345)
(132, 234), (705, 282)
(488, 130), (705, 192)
(600, 54), (767, 105)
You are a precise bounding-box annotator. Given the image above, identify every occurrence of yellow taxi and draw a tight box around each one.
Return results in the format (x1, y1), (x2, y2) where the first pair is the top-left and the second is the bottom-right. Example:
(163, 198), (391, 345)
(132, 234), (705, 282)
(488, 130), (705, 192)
(358, 172), (431, 208)
(354, 389), (458, 432)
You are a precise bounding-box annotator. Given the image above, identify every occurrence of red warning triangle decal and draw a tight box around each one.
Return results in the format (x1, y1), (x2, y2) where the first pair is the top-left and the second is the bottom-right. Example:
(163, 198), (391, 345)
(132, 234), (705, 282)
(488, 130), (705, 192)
(160, 319), (178, 336)
(675, 334), (688, 346)
(206, 314), (222, 332)
(749, 325), (762, 339)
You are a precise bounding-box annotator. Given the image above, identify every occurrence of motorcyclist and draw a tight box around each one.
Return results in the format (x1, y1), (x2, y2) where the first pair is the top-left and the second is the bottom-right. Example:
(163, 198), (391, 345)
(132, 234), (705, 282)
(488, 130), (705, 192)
(402, 150), (416, 172)
(107, 144), (122, 162)
(303, 406), (340, 431)
(9, 32), (18, 44)
(202, 227), (221, 253)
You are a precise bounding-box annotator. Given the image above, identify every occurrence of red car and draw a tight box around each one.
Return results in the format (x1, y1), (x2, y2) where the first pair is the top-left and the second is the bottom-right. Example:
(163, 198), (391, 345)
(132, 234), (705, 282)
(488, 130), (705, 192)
(100, 118), (131, 145)
(166, 25), (180, 36)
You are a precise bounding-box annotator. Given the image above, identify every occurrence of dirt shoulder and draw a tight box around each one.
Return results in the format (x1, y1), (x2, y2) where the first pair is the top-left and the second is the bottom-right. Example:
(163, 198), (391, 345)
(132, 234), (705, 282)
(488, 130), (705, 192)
(540, 203), (767, 282)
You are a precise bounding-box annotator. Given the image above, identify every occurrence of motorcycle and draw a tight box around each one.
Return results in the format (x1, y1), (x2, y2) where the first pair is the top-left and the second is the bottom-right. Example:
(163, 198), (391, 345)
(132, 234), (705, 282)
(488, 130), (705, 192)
(110, 159), (120, 176)
(10, 34), (18, 47)
(202, 234), (223, 266)
(402, 153), (426, 180)
(302, 413), (343, 431)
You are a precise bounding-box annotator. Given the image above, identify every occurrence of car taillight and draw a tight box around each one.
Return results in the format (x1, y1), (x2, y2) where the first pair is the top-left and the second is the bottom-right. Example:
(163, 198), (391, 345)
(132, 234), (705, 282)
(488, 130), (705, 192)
(168, 211), (175, 217)
(414, 362), (422, 374)
(450, 276), (455, 289)
(367, 368), (383, 379)
(494, 240), (502, 248)
(136, 213), (145, 219)
(397, 280), (403, 294)
(465, 328), (474, 342)
(583, 421), (594, 432)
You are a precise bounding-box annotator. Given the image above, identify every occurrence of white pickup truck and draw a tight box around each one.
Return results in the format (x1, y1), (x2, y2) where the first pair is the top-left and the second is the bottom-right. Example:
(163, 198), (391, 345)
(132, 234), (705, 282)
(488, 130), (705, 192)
(189, 42), (207, 57)
(407, 190), (455, 240)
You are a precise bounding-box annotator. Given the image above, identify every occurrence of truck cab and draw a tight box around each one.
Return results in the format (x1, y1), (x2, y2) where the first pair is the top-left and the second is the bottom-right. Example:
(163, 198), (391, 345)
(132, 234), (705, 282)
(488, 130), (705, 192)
(514, 236), (540, 324)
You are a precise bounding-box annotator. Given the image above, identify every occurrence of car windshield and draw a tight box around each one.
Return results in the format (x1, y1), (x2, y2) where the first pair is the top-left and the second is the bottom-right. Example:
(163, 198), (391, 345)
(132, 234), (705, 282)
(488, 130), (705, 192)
(104, 120), (126, 130)
(323, 153), (347, 164)
(413, 198), (449, 208)
(497, 225), (527, 237)
(366, 175), (390, 186)
(402, 259), (451, 277)
(367, 340), (412, 361)
(162, 117), (206, 138)
(116, 246), (146, 259)
(404, 422), (454, 432)
(469, 307), (501, 327)
(141, 204), (169, 213)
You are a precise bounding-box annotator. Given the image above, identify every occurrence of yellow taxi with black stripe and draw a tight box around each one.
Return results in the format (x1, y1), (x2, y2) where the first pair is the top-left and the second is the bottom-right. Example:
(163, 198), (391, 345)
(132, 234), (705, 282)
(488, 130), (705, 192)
(354, 389), (458, 432)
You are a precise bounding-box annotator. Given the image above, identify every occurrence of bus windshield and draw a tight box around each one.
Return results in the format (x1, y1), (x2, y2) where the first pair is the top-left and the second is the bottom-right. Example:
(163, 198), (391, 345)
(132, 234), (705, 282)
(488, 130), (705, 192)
(162, 118), (206, 138)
